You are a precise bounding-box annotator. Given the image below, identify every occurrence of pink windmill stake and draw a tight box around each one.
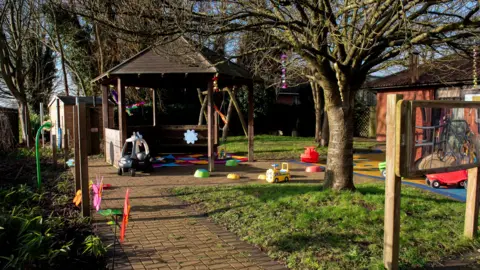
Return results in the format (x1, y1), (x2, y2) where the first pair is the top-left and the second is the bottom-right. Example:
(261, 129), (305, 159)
(281, 53), (288, 89)
(92, 175), (104, 212)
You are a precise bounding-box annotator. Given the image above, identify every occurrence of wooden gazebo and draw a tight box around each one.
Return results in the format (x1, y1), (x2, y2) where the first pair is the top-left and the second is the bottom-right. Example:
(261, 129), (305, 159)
(92, 37), (254, 171)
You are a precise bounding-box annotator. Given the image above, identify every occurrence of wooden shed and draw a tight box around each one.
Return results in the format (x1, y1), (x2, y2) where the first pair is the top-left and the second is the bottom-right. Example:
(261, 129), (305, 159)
(48, 96), (114, 155)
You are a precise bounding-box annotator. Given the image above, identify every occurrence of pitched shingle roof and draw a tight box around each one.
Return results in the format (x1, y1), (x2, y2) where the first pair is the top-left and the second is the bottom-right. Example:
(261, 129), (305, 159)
(364, 56), (474, 90)
(93, 37), (252, 83)
(0, 97), (17, 110)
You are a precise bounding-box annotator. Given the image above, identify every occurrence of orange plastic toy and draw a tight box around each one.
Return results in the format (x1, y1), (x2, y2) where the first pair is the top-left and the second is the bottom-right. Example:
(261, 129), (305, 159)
(300, 147), (319, 163)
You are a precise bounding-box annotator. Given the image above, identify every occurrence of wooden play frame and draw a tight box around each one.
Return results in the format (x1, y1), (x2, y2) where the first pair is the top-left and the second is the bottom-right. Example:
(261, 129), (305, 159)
(384, 94), (480, 270)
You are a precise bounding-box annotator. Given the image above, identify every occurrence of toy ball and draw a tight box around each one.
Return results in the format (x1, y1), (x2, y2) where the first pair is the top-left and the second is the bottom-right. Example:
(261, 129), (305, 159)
(225, 160), (238, 167)
(306, 166), (323, 173)
(227, 173), (240, 180)
(194, 169), (210, 178)
(258, 174), (266, 180)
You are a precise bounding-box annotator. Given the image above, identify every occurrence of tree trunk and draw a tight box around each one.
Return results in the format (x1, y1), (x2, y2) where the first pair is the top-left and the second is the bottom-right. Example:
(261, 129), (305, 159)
(320, 111), (329, 147)
(311, 82), (322, 142)
(18, 100), (32, 148)
(323, 103), (355, 190)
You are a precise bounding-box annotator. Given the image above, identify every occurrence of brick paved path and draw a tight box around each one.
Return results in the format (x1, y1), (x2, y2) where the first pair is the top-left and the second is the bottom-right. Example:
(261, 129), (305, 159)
(89, 158), (289, 270)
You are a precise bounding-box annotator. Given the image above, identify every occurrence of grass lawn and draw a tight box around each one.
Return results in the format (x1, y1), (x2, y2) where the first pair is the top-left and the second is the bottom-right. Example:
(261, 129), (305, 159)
(173, 183), (479, 269)
(223, 135), (379, 160)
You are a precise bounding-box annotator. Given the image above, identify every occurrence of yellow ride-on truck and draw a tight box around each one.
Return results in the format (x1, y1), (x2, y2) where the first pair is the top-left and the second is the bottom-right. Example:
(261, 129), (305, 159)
(266, 163), (291, 183)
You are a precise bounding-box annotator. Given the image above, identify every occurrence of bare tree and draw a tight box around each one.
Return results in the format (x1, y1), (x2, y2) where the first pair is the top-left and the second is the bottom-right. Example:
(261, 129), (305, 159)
(70, 0), (480, 190)
(0, 0), (38, 147)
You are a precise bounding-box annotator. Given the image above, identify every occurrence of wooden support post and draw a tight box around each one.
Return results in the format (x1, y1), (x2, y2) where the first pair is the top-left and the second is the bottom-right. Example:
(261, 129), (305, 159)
(152, 88), (157, 126)
(465, 167), (480, 238)
(225, 87), (248, 137)
(76, 99), (90, 217)
(197, 88), (207, 124)
(64, 129), (69, 169)
(214, 111), (218, 145)
(247, 84), (254, 162)
(118, 78), (127, 145)
(222, 87), (235, 141)
(52, 134), (57, 170)
(73, 106), (80, 191)
(383, 94), (403, 270)
(101, 84), (109, 159)
(207, 81), (215, 172)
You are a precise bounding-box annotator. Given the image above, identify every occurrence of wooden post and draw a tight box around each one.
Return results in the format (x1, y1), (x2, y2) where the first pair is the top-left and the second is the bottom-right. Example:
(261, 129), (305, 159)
(52, 134), (57, 170)
(207, 81), (215, 172)
(118, 78), (127, 145)
(198, 96), (208, 125)
(197, 88), (207, 124)
(101, 84), (109, 160)
(56, 99), (60, 149)
(152, 88), (157, 126)
(73, 106), (80, 192)
(247, 84), (254, 162)
(214, 111), (218, 145)
(464, 167), (480, 238)
(383, 94), (403, 270)
(222, 87), (235, 141)
(76, 99), (90, 217)
(64, 129), (69, 169)
(225, 87), (248, 137)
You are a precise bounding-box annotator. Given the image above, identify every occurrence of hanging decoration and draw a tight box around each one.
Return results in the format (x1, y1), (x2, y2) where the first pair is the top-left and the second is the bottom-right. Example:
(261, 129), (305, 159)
(92, 175), (104, 212)
(112, 90), (118, 104)
(126, 101), (147, 116)
(73, 190), (82, 207)
(213, 73), (219, 92)
(120, 188), (131, 242)
(474, 45), (478, 88)
(184, 130), (199, 144)
(281, 53), (287, 89)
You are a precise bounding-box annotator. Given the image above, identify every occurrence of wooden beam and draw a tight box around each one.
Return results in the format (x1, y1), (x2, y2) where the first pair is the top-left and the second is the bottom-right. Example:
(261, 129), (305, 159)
(207, 81), (215, 172)
(247, 84), (254, 162)
(201, 89), (229, 95)
(383, 94), (403, 270)
(56, 99), (60, 148)
(214, 111), (218, 145)
(465, 167), (480, 238)
(64, 129), (69, 169)
(222, 87), (235, 141)
(101, 85), (109, 161)
(73, 106), (80, 191)
(152, 88), (157, 126)
(225, 87), (248, 137)
(76, 100), (90, 217)
(118, 78), (127, 144)
(197, 88), (207, 124)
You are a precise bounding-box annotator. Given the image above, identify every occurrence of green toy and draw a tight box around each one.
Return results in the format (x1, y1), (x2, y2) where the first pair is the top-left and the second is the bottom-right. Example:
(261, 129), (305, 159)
(226, 160), (238, 167)
(36, 122), (52, 189)
(194, 169), (210, 178)
(378, 161), (387, 177)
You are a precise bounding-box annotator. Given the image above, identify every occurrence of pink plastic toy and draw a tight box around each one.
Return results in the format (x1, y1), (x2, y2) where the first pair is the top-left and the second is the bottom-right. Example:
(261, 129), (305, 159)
(301, 147), (319, 163)
(306, 166), (323, 173)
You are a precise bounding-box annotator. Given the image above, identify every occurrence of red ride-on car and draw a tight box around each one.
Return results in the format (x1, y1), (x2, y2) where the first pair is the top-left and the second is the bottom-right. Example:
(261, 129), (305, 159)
(425, 170), (468, 189)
